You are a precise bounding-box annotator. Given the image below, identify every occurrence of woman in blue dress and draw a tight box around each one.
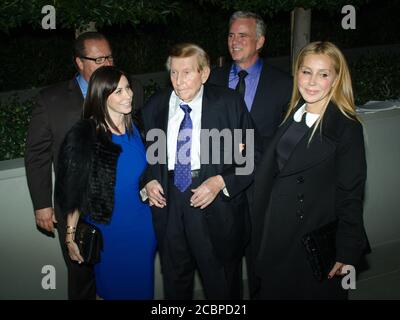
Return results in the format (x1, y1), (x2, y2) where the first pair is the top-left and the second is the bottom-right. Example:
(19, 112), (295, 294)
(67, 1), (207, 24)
(55, 66), (157, 299)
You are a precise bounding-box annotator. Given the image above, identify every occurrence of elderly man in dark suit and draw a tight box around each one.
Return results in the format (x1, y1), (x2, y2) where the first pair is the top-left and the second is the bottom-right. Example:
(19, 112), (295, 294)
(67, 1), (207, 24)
(208, 11), (293, 298)
(140, 43), (258, 299)
(25, 32), (143, 300)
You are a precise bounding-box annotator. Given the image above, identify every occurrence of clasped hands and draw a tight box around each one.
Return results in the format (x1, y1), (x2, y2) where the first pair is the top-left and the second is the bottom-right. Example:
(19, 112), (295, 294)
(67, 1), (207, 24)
(145, 175), (225, 209)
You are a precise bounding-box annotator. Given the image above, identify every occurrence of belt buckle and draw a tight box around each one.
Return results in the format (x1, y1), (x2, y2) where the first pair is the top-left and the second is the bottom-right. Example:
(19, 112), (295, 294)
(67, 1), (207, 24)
(168, 170), (200, 178)
(191, 170), (200, 178)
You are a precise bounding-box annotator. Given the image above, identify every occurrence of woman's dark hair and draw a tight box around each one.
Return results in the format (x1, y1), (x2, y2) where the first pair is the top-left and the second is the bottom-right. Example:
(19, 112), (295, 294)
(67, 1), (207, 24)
(83, 66), (134, 136)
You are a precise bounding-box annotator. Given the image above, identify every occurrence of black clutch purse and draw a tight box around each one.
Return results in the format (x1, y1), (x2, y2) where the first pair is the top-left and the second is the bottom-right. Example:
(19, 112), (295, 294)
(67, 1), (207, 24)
(301, 220), (338, 282)
(75, 220), (103, 264)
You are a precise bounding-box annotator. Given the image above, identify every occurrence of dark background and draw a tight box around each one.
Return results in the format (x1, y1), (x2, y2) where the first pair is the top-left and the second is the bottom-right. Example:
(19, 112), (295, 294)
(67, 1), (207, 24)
(0, 0), (399, 161)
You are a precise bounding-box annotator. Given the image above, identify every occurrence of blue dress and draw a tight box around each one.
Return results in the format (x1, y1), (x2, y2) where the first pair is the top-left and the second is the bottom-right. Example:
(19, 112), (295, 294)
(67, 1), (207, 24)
(88, 126), (157, 300)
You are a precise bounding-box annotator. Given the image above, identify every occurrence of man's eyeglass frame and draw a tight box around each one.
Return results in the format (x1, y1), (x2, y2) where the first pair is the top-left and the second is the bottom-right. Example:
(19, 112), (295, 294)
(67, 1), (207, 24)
(80, 55), (114, 64)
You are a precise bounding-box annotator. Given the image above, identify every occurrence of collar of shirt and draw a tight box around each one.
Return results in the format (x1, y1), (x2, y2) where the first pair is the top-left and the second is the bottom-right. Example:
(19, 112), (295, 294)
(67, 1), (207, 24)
(171, 85), (204, 116)
(75, 73), (88, 98)
(293, 103), (320, 128)
(232, 58), (263, 79)
(229, 58), (263, 111)
(168, 86), (203, 171)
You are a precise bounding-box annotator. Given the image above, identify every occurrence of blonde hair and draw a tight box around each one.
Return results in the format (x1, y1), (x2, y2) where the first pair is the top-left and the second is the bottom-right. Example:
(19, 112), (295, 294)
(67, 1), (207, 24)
(284, 41), (358, 141)
(165, 43), (210, 72)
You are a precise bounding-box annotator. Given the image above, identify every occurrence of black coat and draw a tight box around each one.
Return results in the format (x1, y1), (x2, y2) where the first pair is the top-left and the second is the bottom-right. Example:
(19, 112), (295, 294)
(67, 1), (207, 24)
(208, 60), (293, 139)
(140, 84), (260, 263)
(55, 119), (122, 224)
(252, 101), (369, 299)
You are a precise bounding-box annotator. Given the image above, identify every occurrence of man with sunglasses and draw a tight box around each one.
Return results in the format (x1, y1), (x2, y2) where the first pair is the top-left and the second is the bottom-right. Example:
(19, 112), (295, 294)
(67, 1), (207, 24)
(25, 32), (143, 300)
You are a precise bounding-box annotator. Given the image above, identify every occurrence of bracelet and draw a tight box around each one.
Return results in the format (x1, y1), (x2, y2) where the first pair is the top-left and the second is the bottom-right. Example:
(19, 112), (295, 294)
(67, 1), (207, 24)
(66, 231), (75, 235)
(65, 240), (73, 245)
(66, 225), (76, 230)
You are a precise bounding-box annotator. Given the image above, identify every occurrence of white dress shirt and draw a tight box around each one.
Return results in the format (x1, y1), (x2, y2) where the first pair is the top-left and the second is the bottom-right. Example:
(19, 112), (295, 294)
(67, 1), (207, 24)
(167, 86), (203, 171)
(140, 85), (229, 200)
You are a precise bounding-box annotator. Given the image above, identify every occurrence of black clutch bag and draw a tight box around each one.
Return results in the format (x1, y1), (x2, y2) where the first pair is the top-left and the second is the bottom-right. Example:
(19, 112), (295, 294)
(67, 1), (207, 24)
(301, 220), (338, 282)
(75, 220), (103, 264)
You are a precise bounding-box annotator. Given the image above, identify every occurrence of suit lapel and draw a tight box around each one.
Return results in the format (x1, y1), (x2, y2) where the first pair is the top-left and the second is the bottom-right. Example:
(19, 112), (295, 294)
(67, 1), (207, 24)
(253, 114), (292, 241)
(156, 89), (172, 189)
(199, 86), (219, 181)
(200, 86), (221, 130)
(224, 61), (268, 116)
(155, 91), (171, 131)
(259, 112), (293, 171)
(250, 61), (269, 117)
(278, 102), (341, 177)
(68, 78), (85, 117)
(221, 64), (231, 86)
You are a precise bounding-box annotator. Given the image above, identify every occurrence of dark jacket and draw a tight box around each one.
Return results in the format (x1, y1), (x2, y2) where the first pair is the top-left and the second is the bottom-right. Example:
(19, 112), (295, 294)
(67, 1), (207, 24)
(140, 84), (261, 263)
(208, 60), (293, 139)
(55, 119), (122, 223)
(252, 100), (369, 297)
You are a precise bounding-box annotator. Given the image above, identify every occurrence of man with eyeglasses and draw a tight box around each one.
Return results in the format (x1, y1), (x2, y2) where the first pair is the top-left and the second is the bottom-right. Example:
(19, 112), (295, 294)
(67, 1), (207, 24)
(25, 32), (144, 300)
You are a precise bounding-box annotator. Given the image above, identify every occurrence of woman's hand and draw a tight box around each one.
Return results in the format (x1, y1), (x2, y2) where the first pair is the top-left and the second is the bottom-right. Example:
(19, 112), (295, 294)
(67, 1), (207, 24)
(66, 239), (84, 264)
(328, 262), (352, 279)
(145, 180), (166, 208)
(65, 210), (83, 263)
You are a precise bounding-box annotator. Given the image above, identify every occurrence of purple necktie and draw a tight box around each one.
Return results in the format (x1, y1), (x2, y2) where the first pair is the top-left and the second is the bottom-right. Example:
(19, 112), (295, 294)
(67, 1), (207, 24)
(174, 104), (192, 192)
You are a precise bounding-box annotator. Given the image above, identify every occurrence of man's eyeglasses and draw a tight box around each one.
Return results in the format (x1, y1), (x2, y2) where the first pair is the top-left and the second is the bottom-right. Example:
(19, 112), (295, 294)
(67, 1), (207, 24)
(80, 55), (114, 64)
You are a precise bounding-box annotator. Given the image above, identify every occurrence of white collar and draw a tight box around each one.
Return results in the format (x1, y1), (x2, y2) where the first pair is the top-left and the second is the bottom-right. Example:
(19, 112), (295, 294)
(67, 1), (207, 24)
(293, 103), (320, 128)
(172, 85), (204, 110)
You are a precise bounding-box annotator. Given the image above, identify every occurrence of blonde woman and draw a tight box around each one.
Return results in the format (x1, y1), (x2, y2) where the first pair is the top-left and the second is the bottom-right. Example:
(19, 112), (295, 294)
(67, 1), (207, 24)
(252, 41), (369, 299)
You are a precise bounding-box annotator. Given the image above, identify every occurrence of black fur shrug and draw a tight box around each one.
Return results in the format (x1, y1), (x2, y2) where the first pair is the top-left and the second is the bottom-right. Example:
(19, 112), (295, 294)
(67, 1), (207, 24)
(55, 119), (122, 223)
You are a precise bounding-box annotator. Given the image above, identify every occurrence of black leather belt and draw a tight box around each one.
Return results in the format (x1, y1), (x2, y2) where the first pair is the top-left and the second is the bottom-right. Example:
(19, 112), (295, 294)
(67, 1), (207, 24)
(168, 169), (200, 178)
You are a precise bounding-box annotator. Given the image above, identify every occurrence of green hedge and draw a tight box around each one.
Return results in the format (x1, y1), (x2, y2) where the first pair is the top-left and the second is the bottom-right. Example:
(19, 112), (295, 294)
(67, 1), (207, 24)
(1, 1), (400, 92)
(1, 52), (399, 162)
(0, 82), (160, 162)
(352, 53), (400, 105)
(0, 95), (36, 161)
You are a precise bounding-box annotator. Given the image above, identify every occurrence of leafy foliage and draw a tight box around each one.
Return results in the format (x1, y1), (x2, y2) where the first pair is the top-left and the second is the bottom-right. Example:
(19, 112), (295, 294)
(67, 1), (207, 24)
(0, 0), (181, 32)
(0, 95), (35, 160)
(351, 53), (400, 105)
(197, 0), (370, 15)
(0, 81), (161, 161)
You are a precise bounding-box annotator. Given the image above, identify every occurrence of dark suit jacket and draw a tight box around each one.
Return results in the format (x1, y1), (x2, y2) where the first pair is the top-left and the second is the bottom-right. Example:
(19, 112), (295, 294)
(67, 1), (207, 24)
(140, 84), (258, 263)
(253, 101), (369, 280)
(25, 75), (144, 212)
(208, 59), (293, 139)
